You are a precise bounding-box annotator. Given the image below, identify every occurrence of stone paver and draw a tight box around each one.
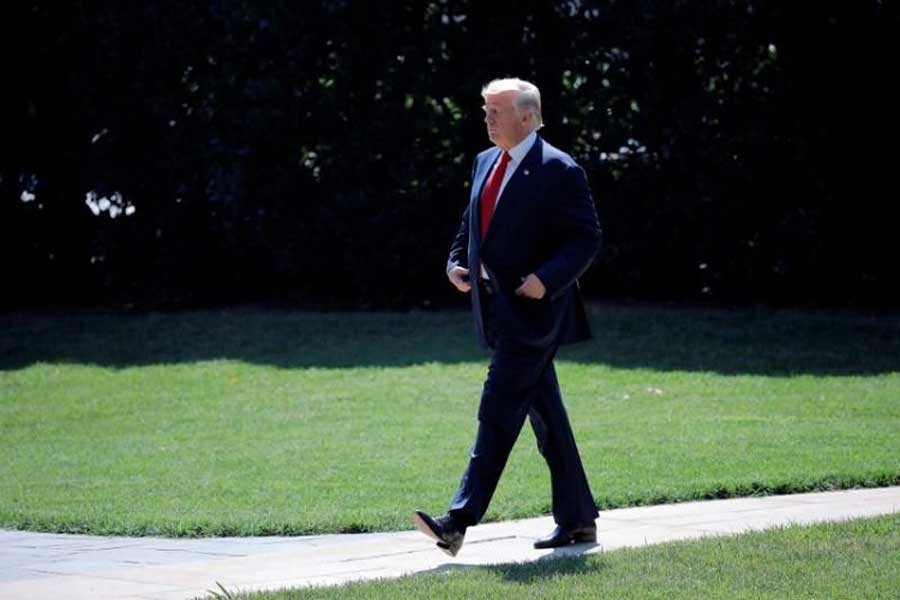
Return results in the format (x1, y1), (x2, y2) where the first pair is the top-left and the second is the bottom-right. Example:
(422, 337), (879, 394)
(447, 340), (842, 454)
(1, 487), (897, 599)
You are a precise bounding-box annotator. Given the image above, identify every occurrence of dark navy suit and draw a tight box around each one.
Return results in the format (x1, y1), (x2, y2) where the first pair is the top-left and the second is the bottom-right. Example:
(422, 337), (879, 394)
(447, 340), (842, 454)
(446, 134), (601, 529)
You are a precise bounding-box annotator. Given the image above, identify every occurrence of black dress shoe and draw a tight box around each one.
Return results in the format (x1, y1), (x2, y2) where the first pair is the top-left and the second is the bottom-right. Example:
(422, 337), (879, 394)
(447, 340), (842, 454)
(413, 510), (465, 557)
(533, 523), (597, 549)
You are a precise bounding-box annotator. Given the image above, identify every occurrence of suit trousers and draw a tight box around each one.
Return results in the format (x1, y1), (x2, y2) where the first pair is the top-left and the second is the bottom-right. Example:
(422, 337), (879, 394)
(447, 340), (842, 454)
(448, 291), (599, 528)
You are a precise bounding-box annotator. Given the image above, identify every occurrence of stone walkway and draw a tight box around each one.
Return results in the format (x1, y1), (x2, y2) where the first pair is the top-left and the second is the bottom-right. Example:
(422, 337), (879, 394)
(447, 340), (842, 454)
(1, 487), (898, 599)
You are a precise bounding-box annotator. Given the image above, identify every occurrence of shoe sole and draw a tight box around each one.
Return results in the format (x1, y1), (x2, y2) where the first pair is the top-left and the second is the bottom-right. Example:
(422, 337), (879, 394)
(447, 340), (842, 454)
(533, 532), (598, 550)
(436, 540), (460, 557)
(412, 512), (462, 557)
(412, 512), (442, 543)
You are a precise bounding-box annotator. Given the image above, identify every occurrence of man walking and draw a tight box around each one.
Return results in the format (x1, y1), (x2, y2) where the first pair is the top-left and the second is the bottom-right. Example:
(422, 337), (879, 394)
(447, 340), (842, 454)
(413, 78), (601, 556)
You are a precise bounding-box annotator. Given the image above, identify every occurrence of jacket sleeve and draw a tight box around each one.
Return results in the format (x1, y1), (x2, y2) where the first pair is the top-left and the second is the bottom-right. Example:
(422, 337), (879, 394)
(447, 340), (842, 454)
(534, 163), (601, 300)
(446, 159), (477, 274)
(447, 205), (469, 273)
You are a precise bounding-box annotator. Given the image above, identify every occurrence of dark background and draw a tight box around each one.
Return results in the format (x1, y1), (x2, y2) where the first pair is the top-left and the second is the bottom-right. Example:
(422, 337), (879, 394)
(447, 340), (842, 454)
(2, 1), (898, 311)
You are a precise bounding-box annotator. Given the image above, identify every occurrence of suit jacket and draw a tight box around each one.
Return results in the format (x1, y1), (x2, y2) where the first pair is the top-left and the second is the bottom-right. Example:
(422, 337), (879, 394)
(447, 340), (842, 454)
(447, 135), (601, 349)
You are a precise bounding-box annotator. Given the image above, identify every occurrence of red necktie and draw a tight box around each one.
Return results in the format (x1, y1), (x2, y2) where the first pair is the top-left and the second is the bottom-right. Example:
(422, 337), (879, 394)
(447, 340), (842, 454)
(480, 151), (511, 239)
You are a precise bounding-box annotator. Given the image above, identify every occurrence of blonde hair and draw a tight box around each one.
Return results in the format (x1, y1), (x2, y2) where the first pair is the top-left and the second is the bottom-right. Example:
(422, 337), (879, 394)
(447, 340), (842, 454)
(481, 77), (544, 130)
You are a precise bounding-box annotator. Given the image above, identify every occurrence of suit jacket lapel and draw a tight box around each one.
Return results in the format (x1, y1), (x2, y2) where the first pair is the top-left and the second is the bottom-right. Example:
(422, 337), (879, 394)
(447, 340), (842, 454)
(469, 148), (501, 249)
(482, 136), (543, 245)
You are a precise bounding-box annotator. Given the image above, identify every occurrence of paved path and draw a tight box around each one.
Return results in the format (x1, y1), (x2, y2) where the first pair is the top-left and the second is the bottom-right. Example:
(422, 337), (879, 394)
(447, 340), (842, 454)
(1, 487), (898, 599)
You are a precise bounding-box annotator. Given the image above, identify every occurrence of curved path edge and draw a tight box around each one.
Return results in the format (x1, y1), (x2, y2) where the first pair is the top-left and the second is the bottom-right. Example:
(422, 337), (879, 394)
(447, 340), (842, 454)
(1, 487), (899, 600)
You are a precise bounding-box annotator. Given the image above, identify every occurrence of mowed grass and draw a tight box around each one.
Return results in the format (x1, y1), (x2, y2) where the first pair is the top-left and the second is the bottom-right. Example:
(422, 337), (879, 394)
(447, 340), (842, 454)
(221, 514), (900, 599)
(0, 304), (898, 536)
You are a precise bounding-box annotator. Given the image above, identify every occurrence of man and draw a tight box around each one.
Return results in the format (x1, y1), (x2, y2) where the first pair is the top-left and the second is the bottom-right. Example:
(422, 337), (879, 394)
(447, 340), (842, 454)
(413, 78), (601, 556)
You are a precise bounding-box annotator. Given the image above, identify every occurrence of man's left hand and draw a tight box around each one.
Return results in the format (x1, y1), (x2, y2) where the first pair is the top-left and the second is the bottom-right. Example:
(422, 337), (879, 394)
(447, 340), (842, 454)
(515, 273), (546, 300)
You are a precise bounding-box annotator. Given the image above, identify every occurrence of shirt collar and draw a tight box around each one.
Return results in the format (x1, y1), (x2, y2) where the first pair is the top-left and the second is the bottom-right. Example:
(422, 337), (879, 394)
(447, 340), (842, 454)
(505, 130), (537, 165)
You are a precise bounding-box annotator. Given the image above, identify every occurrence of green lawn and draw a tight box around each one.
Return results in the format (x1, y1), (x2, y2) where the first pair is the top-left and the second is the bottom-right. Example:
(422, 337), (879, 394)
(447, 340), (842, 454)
(1, 304), (898, 536)
(218, 514), (900, 599)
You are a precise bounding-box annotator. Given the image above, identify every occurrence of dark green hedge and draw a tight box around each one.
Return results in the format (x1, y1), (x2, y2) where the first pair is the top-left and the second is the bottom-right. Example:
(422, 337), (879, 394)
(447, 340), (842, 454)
(3, 1), (898, 309)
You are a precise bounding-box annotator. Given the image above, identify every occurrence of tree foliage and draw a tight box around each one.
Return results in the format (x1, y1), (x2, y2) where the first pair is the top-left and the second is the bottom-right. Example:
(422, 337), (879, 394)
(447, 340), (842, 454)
(3, 1), (898, 308)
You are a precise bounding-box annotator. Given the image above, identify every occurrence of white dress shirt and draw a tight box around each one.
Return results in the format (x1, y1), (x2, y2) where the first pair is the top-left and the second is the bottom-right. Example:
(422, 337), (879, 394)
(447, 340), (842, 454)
(481, 130), (538, 280)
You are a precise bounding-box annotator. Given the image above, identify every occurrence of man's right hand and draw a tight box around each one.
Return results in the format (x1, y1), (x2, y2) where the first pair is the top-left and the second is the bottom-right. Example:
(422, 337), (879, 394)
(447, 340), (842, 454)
(447, 266), (471, 293)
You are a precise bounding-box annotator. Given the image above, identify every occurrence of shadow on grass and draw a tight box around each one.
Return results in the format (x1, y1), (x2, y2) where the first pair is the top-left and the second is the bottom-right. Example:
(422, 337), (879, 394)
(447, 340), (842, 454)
(419, 547), (601, 582)
(1, 302), (898, 375)
(486, 550), (603, 583)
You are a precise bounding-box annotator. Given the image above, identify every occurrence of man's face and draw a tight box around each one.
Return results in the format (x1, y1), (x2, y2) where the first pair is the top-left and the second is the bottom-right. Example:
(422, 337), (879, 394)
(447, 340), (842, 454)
(482, 91), (530, 150)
